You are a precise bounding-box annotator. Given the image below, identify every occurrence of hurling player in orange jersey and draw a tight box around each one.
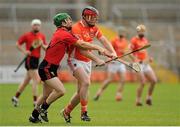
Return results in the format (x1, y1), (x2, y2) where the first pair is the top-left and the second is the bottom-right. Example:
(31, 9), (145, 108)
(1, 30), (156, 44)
(61, 6), (117, 122)
(130, 25), (157, 106)
(94, 27), (129, 102)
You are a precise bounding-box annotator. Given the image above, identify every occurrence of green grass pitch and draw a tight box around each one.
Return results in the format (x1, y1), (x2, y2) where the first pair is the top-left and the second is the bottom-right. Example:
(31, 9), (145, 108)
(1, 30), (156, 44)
(0, 82), (180, 126)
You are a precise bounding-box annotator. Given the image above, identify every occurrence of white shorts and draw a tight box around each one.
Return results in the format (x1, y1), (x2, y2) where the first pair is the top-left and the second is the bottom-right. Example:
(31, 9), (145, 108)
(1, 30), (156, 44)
(68, 58), (92, 75)
(107, 61), (126, 73)
(139, 63), (153, 73)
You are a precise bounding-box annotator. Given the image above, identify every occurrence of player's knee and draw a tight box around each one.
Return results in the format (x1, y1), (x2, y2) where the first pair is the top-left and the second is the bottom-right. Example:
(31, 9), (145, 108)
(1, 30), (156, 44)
(60, 89), (66, 96)
(151, 79), (157, 85)
(107, 78), (112, 83)
(56, 88), (66, 96)
(57, 91), (65, 97)
(77, 89), (80, 94)
(140, 82), (145, 87)
(81, 79), (90, 86)
(120, 79), (125, 84)
(105, 77), (112, 84)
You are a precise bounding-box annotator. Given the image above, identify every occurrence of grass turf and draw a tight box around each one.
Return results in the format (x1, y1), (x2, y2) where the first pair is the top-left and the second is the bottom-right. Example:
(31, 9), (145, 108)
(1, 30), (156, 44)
(0, 82), (180, 126)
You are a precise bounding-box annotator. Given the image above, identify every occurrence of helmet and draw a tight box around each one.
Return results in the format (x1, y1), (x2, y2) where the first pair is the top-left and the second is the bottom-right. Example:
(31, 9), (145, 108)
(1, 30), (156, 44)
(82, 6), (99, 17)
(53, 13), (71, 27)
(117, 27), (127, 34)
(136, 24), (146, 32)
(82, 6), (99, 27)
(31, 19), (41, 26)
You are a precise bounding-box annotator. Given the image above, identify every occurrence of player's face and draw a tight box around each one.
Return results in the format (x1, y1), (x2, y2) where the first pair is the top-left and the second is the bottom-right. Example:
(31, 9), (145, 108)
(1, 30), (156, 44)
(32, 24), (41, 33)
(84, 15), (98, 26)
(63, 17), (72, 30)
(119, 33), (126, 38)
(137, 31), (145, 38)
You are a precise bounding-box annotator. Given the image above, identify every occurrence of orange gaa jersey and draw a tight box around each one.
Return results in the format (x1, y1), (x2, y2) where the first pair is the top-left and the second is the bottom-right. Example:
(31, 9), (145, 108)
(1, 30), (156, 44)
(130, 36), (149, 61)
(111, 36), (128, 57)
(69, 20), (103, 62)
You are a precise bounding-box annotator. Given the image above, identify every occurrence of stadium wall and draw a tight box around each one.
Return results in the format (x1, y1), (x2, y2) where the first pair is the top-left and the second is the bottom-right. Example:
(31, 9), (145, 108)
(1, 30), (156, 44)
(0, 65), (178, 84)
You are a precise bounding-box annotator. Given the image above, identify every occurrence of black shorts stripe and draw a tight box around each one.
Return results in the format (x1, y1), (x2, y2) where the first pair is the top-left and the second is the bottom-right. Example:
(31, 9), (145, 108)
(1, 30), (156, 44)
(38, 60), (59, 81)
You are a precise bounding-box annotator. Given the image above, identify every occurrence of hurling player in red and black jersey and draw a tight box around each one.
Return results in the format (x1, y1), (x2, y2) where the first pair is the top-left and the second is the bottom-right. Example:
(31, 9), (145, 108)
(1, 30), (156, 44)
(29, 13), (110, 123)
(12, 19), (47, 107)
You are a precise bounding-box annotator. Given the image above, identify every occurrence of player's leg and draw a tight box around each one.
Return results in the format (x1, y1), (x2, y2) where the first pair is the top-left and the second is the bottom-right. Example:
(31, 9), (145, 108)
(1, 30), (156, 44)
(35, 83), (53, 110)
(116, 71), (126, 101)
(136, 72), (146, 106)
(62, 59), (91, 122)
(61, 91), (80, 123)
(12, 71), (31, 107)
(28, 69), (40, 106)
(94, 71), (114, 101)
(62, 81), (80, 118)
(144, 65), (157, 105)
(29, 83), (53, 123)
(38, 77), (65, 122)
(73, 67), (91, 121)
(41, 77), (65, 107)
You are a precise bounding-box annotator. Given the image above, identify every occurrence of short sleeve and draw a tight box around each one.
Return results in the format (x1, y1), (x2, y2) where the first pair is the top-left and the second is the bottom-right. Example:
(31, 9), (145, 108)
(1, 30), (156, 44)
(64, 33), (78, 46)
(17, 34), (27, 45)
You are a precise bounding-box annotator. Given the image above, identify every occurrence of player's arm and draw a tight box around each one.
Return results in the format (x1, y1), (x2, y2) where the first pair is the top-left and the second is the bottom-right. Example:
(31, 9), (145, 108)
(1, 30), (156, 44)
(16, 41), (31, 55)
(73, 40), (106, 55)
(98, 36), (117, 57)
(16, 34), (31, 56)
(80, 50), (105, 65)
(41, 35), (48, 50)
(16, 42), (31, 56)
(41, 43), (48, 50)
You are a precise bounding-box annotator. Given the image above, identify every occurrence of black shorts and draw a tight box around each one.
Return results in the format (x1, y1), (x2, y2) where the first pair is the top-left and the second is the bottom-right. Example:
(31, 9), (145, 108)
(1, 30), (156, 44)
(25, 56), (39, 70)
(38, 60), (59, 81)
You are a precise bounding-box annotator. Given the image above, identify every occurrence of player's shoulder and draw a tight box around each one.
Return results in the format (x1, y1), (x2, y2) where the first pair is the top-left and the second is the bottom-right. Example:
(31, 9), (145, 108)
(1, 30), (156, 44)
(58, 28), (75, 39)
(18, 32), (31, 39)
(111, 36), (118, 42)
(22, 31), (31, 36)
(72, 21), (81, 29)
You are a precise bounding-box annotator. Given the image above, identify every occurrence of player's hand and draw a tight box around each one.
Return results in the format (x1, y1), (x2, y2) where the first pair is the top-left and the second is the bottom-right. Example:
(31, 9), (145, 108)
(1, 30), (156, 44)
(108, 52), (117, 59)
(96, 59), (105, 66)
(98, 47), (106, 55)
(24, 50), (31, 56)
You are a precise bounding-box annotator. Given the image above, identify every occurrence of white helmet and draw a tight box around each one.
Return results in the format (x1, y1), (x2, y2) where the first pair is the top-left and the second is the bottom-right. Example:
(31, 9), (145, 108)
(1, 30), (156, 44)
(136, 24), (146, 32)
(31, 19), (41, 26)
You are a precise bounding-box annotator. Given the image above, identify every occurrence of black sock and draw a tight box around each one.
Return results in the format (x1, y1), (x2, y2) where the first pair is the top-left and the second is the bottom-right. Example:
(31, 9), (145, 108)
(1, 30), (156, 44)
(41, 101), (50, 110)
(32, 109), (39, 119)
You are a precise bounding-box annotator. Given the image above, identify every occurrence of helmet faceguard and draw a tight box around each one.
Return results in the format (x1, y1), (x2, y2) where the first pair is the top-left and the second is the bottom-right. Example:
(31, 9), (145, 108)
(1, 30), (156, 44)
(82, 6), (99, 27)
